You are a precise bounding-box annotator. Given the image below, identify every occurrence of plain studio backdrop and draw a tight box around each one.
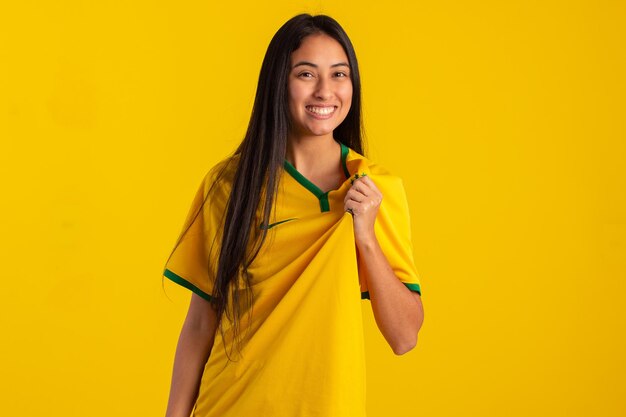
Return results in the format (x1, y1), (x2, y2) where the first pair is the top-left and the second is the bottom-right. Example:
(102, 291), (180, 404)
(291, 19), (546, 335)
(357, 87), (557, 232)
(0, 1), (624, 416)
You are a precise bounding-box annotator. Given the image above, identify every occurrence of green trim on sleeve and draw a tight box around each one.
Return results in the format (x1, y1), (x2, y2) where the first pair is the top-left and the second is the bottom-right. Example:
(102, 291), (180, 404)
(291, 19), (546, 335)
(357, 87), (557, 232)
(361, 283), (422, 300)
(404, 283), (422, 295)
(164, 268), (213, 302)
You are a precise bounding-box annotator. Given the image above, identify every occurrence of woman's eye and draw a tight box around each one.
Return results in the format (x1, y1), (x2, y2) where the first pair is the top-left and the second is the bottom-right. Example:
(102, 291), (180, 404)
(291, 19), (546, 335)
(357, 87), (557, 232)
(297, 71), (349, 78)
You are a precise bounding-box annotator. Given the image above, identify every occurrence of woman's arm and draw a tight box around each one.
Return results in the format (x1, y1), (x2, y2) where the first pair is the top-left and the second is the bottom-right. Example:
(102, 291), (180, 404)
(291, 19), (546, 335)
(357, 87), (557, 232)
(345, 175), (425, 355)
(165, 293), (219, 417)
(356, 238), (424, 355)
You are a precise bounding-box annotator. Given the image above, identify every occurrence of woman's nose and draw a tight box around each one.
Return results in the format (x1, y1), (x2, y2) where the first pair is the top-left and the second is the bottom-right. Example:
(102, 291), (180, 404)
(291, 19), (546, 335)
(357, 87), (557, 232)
(314, 77), (332, 100)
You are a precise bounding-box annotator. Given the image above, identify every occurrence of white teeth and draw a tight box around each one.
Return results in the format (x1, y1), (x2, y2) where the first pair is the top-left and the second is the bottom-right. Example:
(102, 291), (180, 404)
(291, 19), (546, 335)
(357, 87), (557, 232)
(307, 106), (335, 115)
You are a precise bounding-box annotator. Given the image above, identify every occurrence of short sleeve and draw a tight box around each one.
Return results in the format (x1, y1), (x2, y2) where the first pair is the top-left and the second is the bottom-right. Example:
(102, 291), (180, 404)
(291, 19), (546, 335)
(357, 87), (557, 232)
(360, 175), (422, 300)
(163, 165), (230, 302)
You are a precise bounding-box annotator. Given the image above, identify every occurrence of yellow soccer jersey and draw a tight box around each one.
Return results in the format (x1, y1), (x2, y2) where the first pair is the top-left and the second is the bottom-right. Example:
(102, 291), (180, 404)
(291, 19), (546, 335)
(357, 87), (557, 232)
(163, 141), (422, 417)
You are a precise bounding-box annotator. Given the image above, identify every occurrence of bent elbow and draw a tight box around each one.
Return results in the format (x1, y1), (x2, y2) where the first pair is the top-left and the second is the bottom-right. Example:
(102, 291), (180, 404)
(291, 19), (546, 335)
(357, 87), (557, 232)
(392, 337), (417, 356)
(392, 313), (424, 355)
(393, 343), (415, 356)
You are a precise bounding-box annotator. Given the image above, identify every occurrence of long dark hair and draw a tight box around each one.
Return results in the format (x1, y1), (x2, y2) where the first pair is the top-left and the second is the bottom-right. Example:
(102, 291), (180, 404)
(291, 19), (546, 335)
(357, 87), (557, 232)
(166, 13), (365, 362)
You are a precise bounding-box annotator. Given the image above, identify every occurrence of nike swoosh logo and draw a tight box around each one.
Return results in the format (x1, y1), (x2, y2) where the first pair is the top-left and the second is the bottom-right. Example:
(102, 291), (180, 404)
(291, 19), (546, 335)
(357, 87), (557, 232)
(259, 217), (298, 230)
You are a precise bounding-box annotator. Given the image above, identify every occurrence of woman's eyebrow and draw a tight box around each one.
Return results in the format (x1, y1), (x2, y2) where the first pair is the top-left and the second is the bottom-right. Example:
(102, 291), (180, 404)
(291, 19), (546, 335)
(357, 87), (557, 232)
(292, 61), (350, 69)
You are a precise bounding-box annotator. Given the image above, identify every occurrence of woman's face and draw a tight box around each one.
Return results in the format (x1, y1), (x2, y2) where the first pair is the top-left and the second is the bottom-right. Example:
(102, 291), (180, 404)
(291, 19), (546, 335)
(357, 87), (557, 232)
(287, 33), (353, 141)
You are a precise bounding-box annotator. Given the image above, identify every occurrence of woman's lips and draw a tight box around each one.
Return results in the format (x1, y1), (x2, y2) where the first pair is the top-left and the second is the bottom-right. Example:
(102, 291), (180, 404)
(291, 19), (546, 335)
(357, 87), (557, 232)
(306, 105), (337, 119)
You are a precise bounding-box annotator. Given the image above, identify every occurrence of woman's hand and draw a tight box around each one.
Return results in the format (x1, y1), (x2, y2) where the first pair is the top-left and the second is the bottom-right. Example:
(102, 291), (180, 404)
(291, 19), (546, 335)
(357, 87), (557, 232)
(344, 174), (383, 246)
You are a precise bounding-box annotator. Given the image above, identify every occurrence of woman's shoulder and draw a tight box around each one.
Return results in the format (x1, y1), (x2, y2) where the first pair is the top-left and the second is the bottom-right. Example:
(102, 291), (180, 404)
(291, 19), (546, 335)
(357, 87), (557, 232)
(200, 152), (241, 196)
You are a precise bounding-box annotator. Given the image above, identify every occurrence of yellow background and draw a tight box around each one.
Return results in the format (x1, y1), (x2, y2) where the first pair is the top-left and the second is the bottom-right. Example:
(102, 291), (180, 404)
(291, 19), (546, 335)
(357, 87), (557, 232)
(1, 1), (624, 416)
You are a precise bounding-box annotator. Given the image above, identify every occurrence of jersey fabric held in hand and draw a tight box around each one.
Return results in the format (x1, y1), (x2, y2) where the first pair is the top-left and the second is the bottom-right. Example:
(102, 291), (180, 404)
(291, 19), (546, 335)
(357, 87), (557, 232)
(163, 142), (422, 417)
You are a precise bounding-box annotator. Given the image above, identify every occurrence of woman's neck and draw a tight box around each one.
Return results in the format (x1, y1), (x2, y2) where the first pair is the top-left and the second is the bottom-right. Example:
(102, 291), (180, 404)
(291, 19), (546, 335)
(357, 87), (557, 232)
(285, 135), (341, 176)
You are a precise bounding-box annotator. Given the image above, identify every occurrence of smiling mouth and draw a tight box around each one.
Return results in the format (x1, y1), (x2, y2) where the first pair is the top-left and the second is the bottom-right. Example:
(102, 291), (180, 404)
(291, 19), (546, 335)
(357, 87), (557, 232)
(306, 106), (337, 117)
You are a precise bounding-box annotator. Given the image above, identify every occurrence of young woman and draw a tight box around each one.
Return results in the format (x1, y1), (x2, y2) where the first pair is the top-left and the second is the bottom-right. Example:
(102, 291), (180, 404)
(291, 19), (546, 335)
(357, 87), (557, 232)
(163, 13), (424, 417)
